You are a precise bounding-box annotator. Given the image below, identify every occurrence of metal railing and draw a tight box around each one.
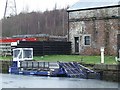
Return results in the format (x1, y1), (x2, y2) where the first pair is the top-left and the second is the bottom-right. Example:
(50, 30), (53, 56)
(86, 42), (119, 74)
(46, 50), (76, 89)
(0, 43), (12, 56)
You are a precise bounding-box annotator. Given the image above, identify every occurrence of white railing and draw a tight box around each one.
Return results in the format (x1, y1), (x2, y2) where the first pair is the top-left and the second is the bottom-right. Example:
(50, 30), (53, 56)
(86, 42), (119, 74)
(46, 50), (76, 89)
(0, 43), (12, 56)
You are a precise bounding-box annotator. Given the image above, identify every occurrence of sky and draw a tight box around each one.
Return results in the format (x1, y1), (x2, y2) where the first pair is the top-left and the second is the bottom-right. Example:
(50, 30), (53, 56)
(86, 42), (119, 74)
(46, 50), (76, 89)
(0, 0), (79, 19)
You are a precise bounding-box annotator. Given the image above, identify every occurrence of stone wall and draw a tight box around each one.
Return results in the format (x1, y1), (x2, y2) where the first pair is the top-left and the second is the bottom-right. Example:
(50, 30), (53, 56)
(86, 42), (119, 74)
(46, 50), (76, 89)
(69, 7), (119, 55)
(94, 64), (120, 82)
(69, 7), (119, 19)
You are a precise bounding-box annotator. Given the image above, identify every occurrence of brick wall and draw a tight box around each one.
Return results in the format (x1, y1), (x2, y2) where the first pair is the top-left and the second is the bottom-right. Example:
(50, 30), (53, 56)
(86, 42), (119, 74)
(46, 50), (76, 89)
(69, 7), (119, 55)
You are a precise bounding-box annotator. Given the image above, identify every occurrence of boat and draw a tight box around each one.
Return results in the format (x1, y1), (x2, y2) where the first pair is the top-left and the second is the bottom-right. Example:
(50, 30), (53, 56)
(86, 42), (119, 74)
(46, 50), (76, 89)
(9, 48), (100, 79)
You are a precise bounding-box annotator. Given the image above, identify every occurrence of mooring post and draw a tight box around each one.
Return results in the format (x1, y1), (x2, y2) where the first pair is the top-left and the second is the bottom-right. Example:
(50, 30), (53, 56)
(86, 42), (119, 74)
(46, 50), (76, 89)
(100, 47), (104, 64)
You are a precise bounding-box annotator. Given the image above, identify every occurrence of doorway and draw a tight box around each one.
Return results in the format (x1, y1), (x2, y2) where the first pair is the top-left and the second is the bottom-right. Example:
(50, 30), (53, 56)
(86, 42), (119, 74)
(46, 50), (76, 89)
(74, 37), (79, 53)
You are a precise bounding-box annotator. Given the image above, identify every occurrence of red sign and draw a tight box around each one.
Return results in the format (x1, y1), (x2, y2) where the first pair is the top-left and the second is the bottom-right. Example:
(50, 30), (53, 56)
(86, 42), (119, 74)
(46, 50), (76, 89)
(0, 37), (38, 43)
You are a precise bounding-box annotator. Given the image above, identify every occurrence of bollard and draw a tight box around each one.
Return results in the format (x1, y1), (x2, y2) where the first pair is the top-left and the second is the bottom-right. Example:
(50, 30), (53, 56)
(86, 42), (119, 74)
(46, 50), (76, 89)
(100, 47), (104, 64)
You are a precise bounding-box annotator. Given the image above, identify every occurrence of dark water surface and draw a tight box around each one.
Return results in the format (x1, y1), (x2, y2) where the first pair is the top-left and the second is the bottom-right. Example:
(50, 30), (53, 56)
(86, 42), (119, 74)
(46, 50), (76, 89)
(0, 74), (118, 88)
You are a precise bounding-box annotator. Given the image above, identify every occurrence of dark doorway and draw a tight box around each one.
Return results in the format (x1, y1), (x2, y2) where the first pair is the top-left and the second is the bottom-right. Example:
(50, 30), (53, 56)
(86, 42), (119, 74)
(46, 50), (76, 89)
(117, 34), (120, 58)
(74, 37), (79, 53)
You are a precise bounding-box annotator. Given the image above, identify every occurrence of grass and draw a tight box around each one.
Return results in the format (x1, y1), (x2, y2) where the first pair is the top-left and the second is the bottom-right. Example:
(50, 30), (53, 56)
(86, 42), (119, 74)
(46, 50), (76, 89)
(0, 55), (118, 64)
(0, 56), (12, 60)
(34, 55), (118, 64)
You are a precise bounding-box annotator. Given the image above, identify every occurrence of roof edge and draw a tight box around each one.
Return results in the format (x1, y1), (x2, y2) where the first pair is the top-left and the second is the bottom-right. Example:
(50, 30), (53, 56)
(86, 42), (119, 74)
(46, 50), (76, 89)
(67, 5), (120, 12)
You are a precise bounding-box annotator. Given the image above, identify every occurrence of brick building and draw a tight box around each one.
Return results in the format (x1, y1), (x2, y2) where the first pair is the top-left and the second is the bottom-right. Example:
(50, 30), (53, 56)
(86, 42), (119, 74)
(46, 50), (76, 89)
(67, 0), (120, 55)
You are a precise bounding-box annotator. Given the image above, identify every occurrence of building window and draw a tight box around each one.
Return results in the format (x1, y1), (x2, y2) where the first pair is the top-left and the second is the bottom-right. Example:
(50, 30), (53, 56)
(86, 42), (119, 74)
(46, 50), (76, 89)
(84, 35), (91, 46)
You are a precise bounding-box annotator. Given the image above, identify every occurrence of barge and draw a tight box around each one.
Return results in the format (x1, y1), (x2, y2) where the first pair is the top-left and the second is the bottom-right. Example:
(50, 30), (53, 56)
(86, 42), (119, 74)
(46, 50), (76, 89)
(9, 48), (100, 79)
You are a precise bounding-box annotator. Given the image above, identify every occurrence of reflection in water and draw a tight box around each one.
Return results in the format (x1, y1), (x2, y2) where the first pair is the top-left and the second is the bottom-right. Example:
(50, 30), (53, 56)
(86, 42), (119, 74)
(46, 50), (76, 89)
(1, 74), (118, 88)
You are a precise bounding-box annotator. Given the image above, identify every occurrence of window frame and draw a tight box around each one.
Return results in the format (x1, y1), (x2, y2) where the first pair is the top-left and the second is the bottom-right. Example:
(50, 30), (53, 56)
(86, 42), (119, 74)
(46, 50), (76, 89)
(83, 35), (91, 46)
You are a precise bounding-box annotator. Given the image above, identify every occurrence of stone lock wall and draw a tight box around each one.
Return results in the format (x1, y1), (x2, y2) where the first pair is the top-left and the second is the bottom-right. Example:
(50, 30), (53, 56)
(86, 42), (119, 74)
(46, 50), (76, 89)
(69, 7), (119, 55)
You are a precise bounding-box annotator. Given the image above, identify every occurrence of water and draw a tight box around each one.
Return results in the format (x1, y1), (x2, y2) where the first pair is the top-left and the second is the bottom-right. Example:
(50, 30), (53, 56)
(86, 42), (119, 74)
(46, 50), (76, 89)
(0, 74), (118, 88)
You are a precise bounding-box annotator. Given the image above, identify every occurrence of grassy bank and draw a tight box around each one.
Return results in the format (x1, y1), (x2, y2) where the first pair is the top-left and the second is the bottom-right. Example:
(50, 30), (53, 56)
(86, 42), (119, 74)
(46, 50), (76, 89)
(0, 55), (118, 64)
(0, 56), (12, 61)
(34, 55), (117, 64)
